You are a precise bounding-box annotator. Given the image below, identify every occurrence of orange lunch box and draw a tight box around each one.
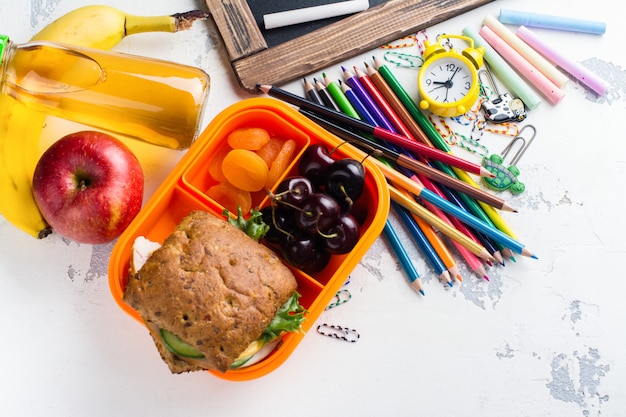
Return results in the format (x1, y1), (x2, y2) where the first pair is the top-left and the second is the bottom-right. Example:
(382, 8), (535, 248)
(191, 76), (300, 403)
(108, 97), (390, 381)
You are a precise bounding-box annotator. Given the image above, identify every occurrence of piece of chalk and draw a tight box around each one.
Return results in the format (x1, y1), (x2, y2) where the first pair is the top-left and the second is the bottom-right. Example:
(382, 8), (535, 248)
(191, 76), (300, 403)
(499, 9), (606, 35)
(479, 25), (565, 105)
(483, 14), (569, 88)
(264, 0), (370, 30)
(517, 26), (610, 95)
(462, 27), (543, 110)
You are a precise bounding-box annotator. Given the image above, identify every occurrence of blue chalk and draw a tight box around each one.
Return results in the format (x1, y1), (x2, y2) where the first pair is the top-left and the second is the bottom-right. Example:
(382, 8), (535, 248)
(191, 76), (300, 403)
(499, 9), (606, 35)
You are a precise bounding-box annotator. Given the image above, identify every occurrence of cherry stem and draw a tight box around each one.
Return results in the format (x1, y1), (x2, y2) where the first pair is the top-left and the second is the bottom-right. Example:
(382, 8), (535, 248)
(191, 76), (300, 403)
(267, 190), (301, 212)
(338, 184), (354, 209)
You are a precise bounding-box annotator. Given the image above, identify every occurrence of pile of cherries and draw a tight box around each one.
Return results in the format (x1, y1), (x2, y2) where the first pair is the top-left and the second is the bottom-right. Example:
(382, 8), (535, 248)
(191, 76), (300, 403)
(261, 144), (367, 275)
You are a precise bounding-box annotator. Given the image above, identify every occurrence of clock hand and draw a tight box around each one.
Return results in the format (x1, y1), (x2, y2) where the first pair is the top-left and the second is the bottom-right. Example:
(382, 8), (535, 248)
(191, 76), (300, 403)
(447, 67), (461, 84)
(428, 83), (448, 93)
(432, 80), (451, 89)
(450, 67), (461, 79)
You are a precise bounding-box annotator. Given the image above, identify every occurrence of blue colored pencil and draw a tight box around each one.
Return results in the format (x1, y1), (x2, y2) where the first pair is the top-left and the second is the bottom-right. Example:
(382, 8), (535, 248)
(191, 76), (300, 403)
(340, 81), (378, 126)
(393, 201), (453, 287)
(383, 220), (424, 296)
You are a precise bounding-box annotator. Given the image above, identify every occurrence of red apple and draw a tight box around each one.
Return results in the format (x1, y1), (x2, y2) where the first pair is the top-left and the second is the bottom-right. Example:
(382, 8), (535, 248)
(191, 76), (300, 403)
(32, 131), (144, 244)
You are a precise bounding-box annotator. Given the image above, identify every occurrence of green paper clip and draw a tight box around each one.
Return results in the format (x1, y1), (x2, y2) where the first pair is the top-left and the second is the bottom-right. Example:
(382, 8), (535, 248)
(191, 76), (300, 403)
(482, 125), (536, 194)
(325, 289), (351, 310)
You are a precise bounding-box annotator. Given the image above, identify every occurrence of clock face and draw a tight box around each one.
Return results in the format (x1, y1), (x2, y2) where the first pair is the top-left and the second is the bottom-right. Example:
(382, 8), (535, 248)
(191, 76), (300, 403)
(420, 57), (474, 104)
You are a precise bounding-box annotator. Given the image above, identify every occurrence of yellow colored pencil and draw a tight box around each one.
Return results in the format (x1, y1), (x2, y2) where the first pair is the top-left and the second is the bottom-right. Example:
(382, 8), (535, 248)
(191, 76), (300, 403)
(388, 185), (493, 261)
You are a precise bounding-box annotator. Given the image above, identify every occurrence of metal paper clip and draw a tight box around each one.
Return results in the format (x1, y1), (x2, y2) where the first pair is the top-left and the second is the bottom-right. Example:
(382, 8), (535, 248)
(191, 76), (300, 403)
(316, 323), (360, 343)
(325, 289), (352, 310)
(482, 125), (537, 194)
(479, 67), (527, 124)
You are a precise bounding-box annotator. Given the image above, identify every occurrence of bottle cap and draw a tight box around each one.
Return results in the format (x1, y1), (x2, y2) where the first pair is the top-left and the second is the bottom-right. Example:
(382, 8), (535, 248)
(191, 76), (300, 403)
(0, 35), (9, 63)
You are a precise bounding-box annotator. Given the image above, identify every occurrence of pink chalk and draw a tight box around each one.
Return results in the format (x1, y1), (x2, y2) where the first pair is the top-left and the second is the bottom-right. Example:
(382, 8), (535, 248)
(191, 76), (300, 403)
(516, 26), (609, 95)
(479, 25), (565, 104)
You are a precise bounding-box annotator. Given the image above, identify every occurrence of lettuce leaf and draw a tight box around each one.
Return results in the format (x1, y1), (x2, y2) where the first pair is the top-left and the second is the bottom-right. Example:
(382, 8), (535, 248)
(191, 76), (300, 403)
(230, 292), (307, 369)
(260, 291), (307, 343)
(223, 206), (269, 242)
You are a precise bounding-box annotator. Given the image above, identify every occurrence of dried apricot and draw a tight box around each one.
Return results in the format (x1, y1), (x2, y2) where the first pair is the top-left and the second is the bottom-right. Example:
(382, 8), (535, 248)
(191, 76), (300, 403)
(208, 144), (231, 182)
(265, 139), (297, 189)
(227, 127), (270, 150)
(222, 148), (269, 192)
(206, 181), (252, 214)
(256, 136), (284, 167)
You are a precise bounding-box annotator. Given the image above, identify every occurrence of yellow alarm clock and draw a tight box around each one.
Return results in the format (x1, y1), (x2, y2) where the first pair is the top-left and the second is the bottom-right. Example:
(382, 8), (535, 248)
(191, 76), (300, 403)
(418, 34), (485, 118)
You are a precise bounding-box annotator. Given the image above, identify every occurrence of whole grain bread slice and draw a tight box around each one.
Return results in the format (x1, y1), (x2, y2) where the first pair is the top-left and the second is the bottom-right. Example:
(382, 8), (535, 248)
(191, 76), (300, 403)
(123, 210), (297, 373)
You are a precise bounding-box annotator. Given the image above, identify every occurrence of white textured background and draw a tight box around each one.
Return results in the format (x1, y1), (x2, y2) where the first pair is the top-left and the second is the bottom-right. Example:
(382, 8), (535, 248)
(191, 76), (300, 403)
(1, 1), (624, 416)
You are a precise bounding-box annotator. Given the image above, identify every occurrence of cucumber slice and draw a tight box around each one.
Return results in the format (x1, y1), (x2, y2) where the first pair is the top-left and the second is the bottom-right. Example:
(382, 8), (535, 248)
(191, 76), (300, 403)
(160, 328), (205, 359)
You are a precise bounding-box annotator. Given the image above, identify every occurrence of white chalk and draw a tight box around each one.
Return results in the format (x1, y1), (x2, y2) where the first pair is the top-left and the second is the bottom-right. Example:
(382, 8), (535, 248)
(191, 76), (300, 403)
(264, 0), (369, 30)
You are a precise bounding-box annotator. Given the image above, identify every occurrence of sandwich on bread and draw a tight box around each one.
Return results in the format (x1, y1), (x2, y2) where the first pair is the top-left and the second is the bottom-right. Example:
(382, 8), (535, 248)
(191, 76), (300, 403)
(123, 210), (305, 373)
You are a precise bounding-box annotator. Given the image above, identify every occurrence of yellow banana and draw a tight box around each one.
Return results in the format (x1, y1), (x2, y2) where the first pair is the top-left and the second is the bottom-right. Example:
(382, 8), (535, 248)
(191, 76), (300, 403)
(0, 95), (51, 238)
(0, 6), (208, 238)
(30, 5), (208, 50)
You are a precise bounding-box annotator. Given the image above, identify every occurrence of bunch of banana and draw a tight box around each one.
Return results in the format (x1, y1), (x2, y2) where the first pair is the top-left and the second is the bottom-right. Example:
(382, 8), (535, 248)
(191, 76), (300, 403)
(0, 5), (208, 239)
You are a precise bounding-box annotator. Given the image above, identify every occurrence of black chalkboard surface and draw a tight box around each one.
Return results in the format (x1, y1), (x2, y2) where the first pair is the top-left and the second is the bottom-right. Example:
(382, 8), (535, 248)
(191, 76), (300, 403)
(247, 0), (389, 48)
(205, 0), (495, 92)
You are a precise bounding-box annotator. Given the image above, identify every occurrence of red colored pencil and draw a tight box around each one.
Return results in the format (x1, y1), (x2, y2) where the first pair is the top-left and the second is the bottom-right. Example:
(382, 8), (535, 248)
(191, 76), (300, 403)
(257, 84), (493, 178)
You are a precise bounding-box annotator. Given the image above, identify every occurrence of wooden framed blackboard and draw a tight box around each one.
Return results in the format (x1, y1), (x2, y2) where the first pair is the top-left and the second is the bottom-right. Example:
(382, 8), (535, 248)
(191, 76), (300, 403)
(205, 0), (495, 92)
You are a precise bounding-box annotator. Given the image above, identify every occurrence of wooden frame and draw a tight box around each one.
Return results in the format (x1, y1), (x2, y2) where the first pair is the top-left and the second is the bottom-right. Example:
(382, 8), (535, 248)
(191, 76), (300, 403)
(205, 0), (494, 92)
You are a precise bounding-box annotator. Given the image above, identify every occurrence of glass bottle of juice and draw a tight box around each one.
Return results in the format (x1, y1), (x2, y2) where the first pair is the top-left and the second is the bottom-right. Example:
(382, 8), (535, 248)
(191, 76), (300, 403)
(0, 34), (210, 149)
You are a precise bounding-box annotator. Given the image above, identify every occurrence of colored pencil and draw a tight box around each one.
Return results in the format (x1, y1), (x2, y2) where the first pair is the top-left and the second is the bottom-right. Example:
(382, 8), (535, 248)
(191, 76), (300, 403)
(322, 73), (356, 116)
(387, 185), (492, 261)
(406, 199), (463, 282)
(342, 66), (394, 131)
(364, 62), (434, 146)
(354, 64), (417, 139)
(314, 78), (342, 111)
(303, 77), (323, 105)
(340, 81), (378, 125)
(409, 174), (490, 281)
(393, 202), (453, 287)
(351, 63), (491, 279)
(300, 109), (515, 212)
(383, 168), (535, 258)
(257, 84), (492, 177)
(414, 179), (488, 280)
(436, 180), (504, 266)
(383, 220), (425, 295)
(312, 74), (426, 289)
(372, 58), (522, 250)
